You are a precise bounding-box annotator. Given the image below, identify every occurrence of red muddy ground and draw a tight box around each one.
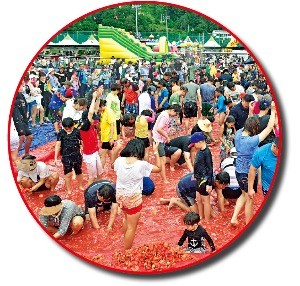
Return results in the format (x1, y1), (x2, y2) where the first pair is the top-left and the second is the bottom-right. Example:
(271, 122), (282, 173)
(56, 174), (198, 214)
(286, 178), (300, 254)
(13, 120), (265, 274)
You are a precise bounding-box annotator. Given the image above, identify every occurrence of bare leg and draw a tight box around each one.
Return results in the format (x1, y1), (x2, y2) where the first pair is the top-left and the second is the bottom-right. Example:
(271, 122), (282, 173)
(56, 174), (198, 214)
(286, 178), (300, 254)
(245, 194), (254, 224)
(124, 211), (141, 250)
(170, 149), (182, 171)
(100, 149), (108, 169)
(160, 156), (169, 184)
(45, 172), (59, 192)
(196, 192), (204, 219)
(216, 188), (226, 212)
(230, 191), (246, 226)
(24, 135), (33, 155)
(168, 197), (190, 211)
(76, 173), (84, 190)
(70, 216), (84, 234)
(201, 195), (212, 221)
(64, 172), (72, 194)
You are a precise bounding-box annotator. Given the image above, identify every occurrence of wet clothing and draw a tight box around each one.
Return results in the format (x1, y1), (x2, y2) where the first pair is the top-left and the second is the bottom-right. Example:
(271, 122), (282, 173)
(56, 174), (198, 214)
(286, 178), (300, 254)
(178, 225), (215, 252)
(194, 147), (214, 186)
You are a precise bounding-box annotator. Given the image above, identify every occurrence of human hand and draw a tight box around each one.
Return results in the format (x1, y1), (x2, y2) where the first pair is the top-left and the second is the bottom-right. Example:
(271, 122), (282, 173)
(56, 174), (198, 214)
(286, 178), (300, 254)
(206, 185), (212, 194)
(248, 188), (255, 199)
(152, 141), (159, 153)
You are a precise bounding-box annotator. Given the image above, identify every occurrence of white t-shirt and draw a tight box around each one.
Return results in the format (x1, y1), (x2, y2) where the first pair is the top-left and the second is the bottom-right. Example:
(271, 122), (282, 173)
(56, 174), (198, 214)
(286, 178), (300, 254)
(221, 157), (239, 188)
(138, 92), (151, 114)
(114, 157), (153, 196)
(17, 161), (50, 183)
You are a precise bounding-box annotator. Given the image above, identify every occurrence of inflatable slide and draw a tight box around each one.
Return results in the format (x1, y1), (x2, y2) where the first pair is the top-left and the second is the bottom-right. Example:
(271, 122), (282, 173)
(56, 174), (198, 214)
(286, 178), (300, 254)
(98, 25), (178, 63)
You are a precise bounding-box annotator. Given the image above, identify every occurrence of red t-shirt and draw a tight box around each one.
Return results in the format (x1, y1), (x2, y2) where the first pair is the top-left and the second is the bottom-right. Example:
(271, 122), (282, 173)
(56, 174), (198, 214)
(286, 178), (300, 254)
(80, 125), (99, 155)
(124, 85), (138, 104)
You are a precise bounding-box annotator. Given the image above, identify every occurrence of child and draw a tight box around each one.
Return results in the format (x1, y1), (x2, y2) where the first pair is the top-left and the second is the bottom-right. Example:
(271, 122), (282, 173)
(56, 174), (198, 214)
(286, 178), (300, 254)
(213, 86), (226, 126)
(219, 115), (236, 163)
(135, 109), (155, 161)
(54, 117), (84, 195)
(112, 139), (161, 250)
(178, 211), (215, 253)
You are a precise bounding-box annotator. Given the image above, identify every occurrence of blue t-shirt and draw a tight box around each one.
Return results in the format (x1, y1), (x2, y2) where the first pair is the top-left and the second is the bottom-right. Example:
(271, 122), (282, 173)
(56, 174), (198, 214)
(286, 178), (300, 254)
(251, 143), (277, 191)
(235, 129), (259, 174)
(158, 88), (169, 109)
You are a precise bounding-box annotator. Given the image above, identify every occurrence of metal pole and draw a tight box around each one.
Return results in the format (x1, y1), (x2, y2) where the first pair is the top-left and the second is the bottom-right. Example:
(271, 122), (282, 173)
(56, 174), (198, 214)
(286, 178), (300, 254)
(135, 6), (138, 37)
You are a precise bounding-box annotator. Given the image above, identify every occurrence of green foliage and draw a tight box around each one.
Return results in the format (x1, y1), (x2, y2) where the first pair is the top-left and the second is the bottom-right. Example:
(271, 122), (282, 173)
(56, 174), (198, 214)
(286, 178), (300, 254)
(65, 4), (221, 35)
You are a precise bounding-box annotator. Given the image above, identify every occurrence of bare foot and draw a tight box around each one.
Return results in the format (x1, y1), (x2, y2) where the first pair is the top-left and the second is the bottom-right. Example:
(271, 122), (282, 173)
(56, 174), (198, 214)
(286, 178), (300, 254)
(168, 197), (177, 210)
(170, 166), (175, 172)
(159, 198), (170, 205)
(67, 190), (72, 195)
(79, 186), (85, 191)
(163, 180), (170, 184)
(230, 219), (238, 227)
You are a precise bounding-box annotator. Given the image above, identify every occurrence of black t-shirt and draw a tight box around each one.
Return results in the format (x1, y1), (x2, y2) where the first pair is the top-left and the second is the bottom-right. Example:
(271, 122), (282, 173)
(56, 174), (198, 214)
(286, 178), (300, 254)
(258, 115), (275, 147)
(84, 180), (116, 212)
(194, 147), (213, 185)
(167, 136), (191, 153)
(57, 128), (82, 157)
(178, 225), (215, 251)
(229, 102), (249, 131)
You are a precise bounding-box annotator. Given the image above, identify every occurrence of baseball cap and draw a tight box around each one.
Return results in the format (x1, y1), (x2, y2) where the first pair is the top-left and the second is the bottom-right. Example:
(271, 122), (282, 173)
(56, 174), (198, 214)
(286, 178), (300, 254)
(188, 132), (205, 148)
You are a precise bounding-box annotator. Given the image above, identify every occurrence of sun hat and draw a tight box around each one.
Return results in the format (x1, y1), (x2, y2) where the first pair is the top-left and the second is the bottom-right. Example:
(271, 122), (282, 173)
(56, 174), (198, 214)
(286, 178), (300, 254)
(197, 119), (212, 133)
(188, 132), (206, 148)
(40, 195), (63, 216)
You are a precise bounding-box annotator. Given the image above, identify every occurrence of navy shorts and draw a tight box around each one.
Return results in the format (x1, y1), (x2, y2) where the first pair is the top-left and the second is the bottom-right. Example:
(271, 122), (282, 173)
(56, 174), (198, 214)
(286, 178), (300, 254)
(236, 171), (258, 193)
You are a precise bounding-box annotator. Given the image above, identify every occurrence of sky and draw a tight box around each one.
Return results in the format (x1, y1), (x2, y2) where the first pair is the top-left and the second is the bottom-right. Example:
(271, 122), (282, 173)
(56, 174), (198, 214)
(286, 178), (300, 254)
(0, 1), (298, 285)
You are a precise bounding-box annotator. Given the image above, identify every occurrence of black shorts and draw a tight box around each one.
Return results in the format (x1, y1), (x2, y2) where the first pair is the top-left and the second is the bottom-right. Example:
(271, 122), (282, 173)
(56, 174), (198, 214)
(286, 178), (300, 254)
(196, 178), (209, 196)
(62, 154), (83, 175)
(102, 141), (114, 150)
(116, 119), (121, 135)
(164, 145), (180, 158)
(222, 187), (242, 199)
(15, 121), (32, 136)
(135, 137), (150, 148)
(184, 101), (198, 118)
(236, 171), (258, 193)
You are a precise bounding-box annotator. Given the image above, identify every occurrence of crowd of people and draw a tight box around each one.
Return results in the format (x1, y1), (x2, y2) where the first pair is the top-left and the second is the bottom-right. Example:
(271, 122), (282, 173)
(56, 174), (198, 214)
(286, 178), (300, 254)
(10, 52), (280, 254)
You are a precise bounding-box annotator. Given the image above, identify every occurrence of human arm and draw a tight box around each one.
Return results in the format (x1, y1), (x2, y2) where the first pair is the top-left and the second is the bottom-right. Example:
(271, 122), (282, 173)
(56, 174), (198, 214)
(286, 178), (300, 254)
(88, 207), (100, 229)
(258, 101), (276, 142)
(178, 230), (188, 246)
(184, 151), (194, 173)
(107, 202), (118, 231)
(54, 141), (61, 165)
(248, 165), (257, 199)
(205, 149), (214, 193)
(110, 140), (124, 168)
(204, 231), (216, 252)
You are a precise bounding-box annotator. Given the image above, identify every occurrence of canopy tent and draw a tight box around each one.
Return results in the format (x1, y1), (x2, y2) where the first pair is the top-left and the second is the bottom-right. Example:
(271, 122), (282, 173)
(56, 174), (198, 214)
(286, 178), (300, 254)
(55, 34), (79, 46)
(81, 34), (99, 46)
(203, 36), (221, 48)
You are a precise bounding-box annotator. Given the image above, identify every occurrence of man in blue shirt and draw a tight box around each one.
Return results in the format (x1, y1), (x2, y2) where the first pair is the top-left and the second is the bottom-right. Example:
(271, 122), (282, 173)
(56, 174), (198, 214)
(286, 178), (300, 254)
(248, 137), (279, 197)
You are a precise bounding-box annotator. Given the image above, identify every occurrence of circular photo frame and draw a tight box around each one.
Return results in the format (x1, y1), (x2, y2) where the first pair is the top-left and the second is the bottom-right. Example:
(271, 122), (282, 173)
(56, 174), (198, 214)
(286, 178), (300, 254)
(8, 1), (282, 275)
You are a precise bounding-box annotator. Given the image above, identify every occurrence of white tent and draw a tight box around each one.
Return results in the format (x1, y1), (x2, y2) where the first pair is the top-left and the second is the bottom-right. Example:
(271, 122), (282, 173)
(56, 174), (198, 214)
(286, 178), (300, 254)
(55, 34), (79, 46)
(81, 34), (99, 46)
(48, 41), (57, 46)
(203, 36), (221, 48)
